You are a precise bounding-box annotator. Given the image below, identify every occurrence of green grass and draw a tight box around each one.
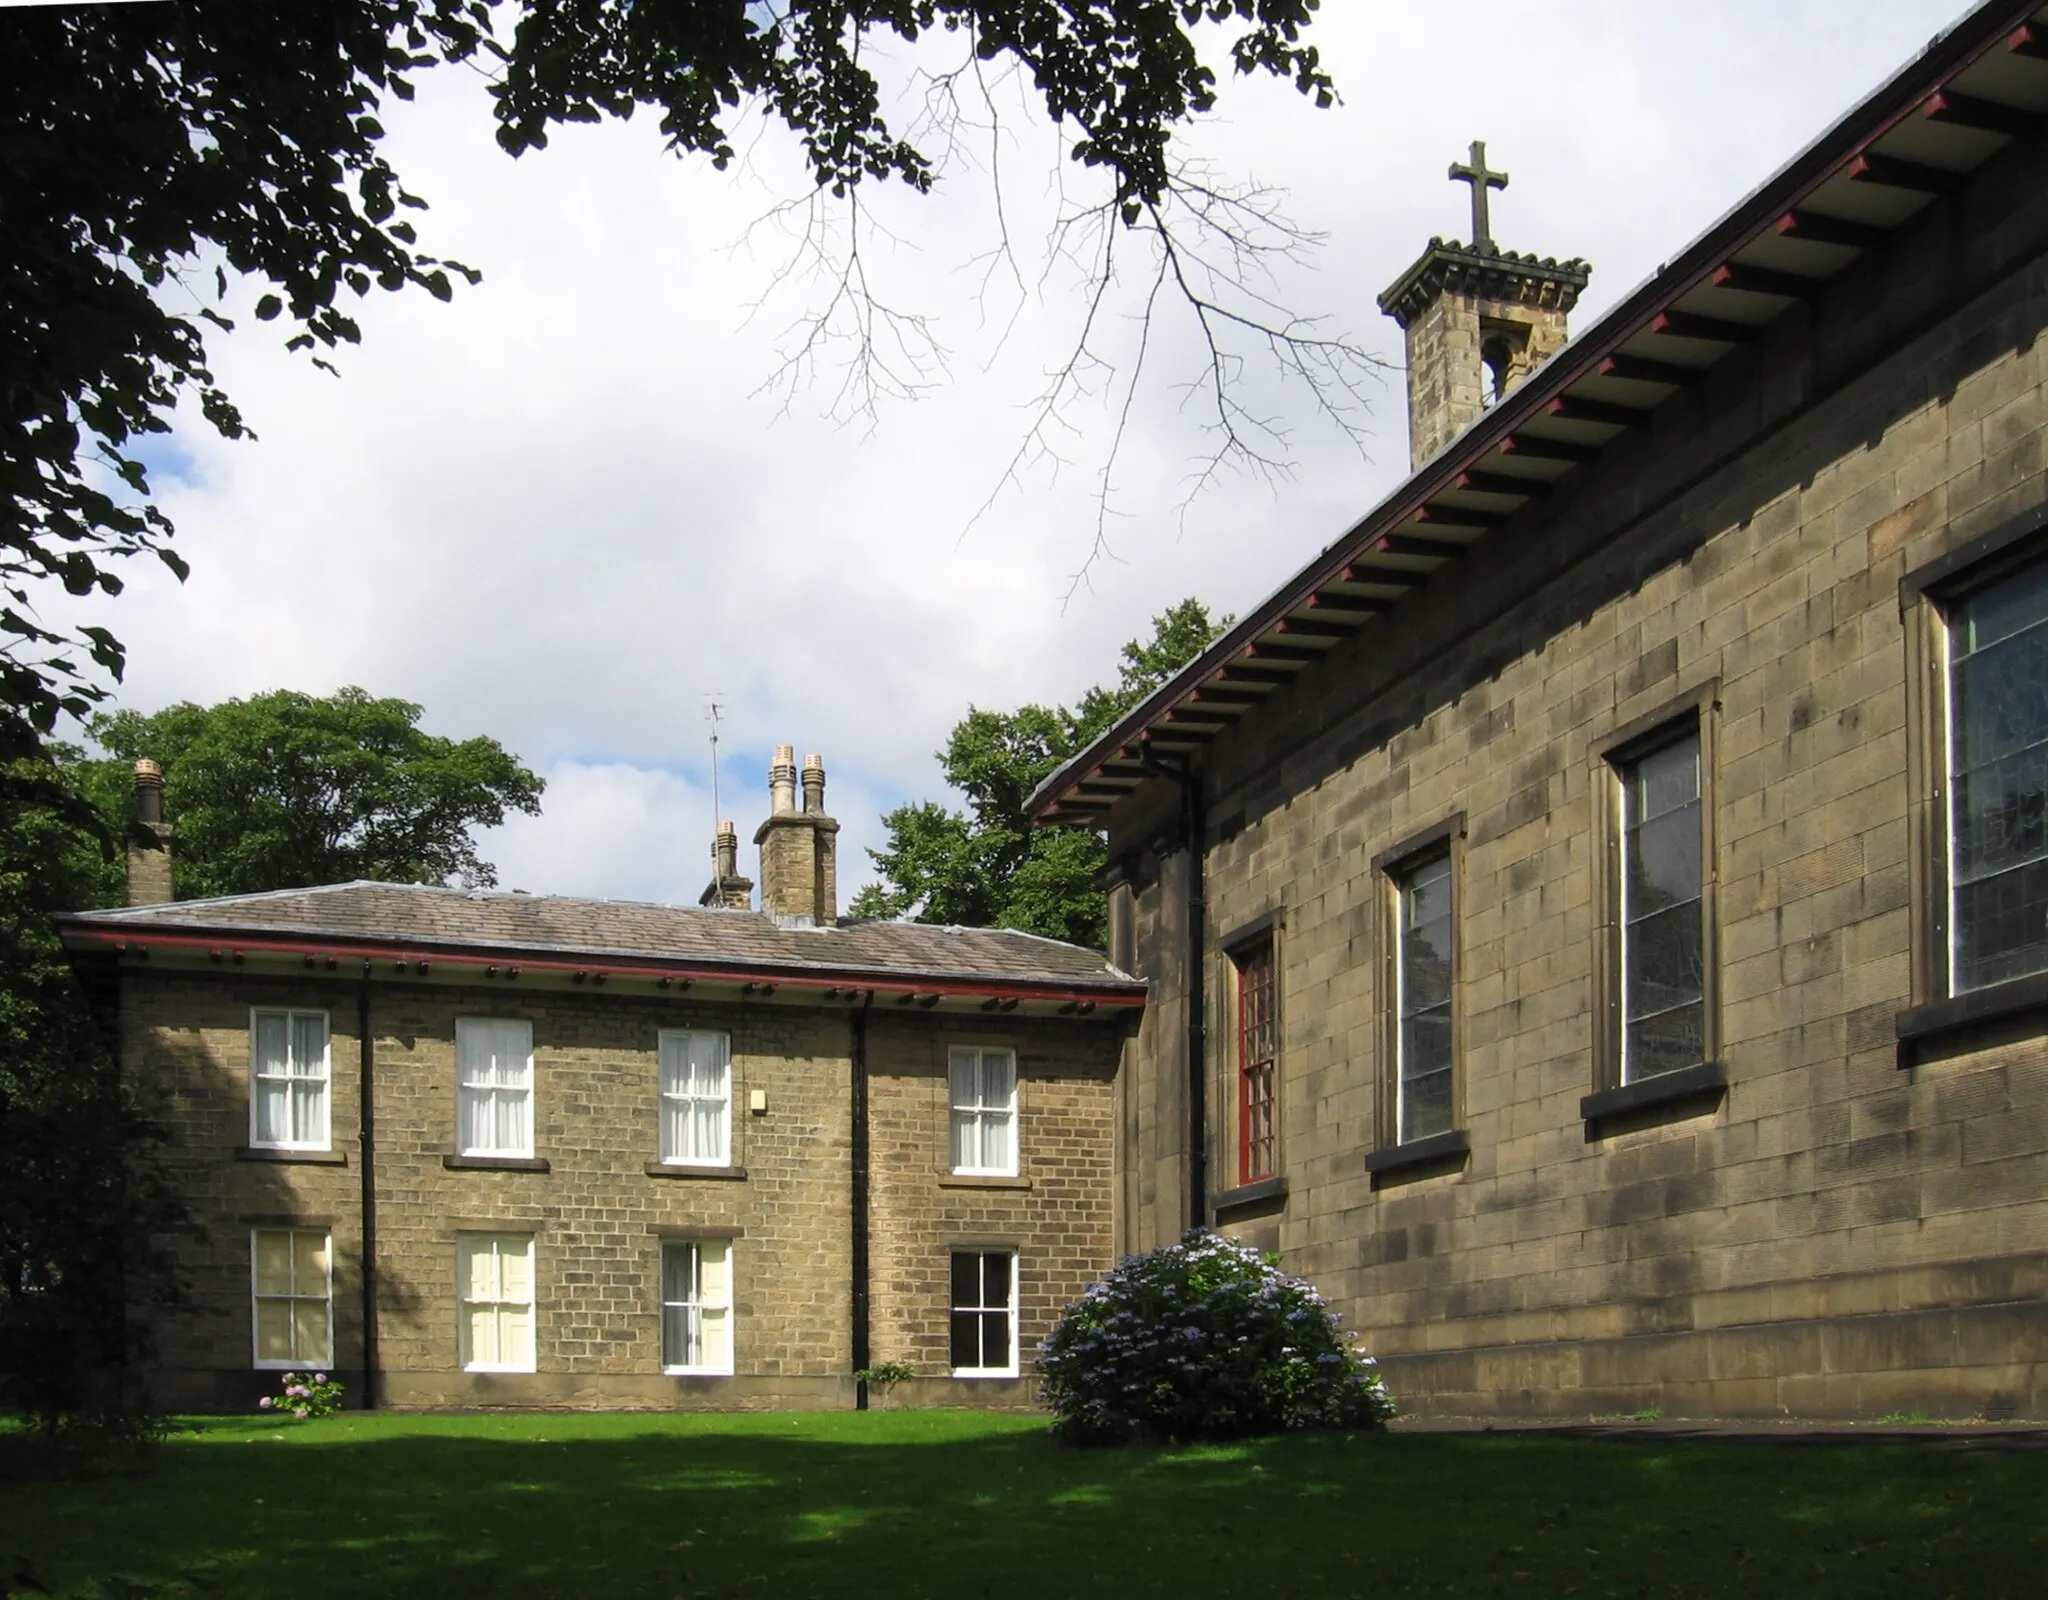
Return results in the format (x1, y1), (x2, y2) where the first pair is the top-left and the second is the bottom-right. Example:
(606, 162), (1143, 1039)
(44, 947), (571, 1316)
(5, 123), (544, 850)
(3, 1409), (2044, 1598)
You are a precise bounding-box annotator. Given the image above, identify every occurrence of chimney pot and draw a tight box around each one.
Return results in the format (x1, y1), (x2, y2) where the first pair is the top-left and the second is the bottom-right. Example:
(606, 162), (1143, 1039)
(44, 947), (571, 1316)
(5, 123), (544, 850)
(127, 757), (174, 905)
(755, 745), (838, 924)
(769, 744), (798, 816)
(801, 753), (825, 815)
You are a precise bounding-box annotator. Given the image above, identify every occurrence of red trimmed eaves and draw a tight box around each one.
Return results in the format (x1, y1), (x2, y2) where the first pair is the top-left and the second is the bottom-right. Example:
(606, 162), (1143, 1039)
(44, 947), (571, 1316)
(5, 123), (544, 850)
(1028, 0), (2048, 829)
(57, 922), (1146, 1014)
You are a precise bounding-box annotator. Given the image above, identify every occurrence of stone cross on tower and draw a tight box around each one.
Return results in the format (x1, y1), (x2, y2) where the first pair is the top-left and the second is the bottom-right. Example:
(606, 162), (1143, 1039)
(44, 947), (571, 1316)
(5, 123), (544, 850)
(1449, 140), (1509, 250)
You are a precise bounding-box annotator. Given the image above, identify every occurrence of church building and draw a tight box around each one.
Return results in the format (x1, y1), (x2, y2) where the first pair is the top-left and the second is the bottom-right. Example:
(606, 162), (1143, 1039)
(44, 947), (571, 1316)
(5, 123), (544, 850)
(1031, 0), (2048, 1418)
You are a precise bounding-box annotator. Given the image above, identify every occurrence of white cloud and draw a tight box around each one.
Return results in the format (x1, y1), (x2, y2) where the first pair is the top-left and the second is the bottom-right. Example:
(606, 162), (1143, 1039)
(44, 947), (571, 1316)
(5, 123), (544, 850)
(60, 1), (1968, 907)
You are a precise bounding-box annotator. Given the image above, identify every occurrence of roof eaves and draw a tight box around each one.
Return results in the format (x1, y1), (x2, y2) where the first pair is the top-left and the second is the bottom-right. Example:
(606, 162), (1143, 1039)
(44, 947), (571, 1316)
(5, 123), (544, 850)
(1026, 0), (2046, 827)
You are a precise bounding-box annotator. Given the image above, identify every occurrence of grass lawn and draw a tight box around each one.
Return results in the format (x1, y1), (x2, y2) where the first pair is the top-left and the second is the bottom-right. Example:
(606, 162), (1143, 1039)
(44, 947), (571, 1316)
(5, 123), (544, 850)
(3, 1409), (2043, 1598)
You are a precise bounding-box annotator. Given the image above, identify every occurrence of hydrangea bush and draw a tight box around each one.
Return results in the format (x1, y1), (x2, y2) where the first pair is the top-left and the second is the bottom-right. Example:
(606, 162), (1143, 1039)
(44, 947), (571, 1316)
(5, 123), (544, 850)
(257, 1371), (343, 1420)
(1039, 1230), (1395, 1445)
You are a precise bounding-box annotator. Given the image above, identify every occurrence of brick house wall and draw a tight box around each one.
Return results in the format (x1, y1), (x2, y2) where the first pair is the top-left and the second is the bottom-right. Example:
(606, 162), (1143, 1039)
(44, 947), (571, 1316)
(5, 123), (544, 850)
(1101, 116), (2048, 1417)
(120, 966), (1125, 1412)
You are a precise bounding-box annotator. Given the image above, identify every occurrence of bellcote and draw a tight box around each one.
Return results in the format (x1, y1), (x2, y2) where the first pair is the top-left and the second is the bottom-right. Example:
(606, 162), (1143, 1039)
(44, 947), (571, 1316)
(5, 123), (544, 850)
(1378, 141), (1591, 469)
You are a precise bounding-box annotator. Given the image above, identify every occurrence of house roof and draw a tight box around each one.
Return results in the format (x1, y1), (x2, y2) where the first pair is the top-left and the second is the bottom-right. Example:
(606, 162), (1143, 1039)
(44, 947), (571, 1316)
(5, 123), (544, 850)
(56, 882), (1144, 1010)
(1029, 0), (2048, 828)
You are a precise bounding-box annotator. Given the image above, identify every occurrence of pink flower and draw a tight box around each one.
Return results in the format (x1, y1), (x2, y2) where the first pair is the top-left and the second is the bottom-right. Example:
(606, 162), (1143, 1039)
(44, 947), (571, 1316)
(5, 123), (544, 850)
(313, 1373), (327, 1385)
(258, 1396), (274, 1410)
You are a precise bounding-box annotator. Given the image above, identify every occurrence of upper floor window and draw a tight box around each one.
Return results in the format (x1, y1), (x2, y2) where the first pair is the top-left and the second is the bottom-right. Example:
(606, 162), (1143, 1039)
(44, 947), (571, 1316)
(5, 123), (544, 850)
(251, 1228), (331, 1369)
(1948, 559), (2048, 992)
(250, 1009), (330, 1150)
(1616, 730), (1706, 1082)
(1393, 852), (1455, 1143)
(1233, 938), (1278, 1183)
(456, 1018), (533, 1158)
(659, 1031), (732, 1166)
(948, 1047), (1017, 1175)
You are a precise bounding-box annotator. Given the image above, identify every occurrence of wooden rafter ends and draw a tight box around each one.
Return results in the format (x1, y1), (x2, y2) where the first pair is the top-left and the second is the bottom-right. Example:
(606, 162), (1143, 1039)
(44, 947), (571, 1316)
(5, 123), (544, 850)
(1500, 435), (1601, 464)
(1776, 210), (1887, 249)
(1456, 470), (1550, 498)
(1599, 354), (1700, 386)
(1711, 262), (1825, 297)
(1924, 88), (2041, 134)
(1847, 152), (1966, 194)
(1548, 394), (1652, 427)
(1654, 309), (1764, 343)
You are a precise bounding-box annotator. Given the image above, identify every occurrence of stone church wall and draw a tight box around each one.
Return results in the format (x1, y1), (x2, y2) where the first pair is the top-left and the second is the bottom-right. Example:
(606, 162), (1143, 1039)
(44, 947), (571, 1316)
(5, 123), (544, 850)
(1114, 128), (2048, 1418)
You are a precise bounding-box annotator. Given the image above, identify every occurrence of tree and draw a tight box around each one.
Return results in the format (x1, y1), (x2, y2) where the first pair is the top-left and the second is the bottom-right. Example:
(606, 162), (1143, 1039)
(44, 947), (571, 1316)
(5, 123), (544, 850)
(852, 597), (1224, 946)
(2, 2), (1357, 792)
(0, 747), (186, 1439)
(87, 687), (545, 899)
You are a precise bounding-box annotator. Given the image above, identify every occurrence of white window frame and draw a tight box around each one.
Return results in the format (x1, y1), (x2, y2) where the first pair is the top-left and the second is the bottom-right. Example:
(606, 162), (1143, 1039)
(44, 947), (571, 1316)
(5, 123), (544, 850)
(948, 1047), (1018, 1176)
(659, 1239), (735, 1376)
(657, 1030), (732, 1167)
(948, 1248), (1019, 1379)
(248, 1008), (331, 1151)
(456, 1017), (534, 1158)
(457, 1232), (537, 1374)
(249, 1227), (333, 1371)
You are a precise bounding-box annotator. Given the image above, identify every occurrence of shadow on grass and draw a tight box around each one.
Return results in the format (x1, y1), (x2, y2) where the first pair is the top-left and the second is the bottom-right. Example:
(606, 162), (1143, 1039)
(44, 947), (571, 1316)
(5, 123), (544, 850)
(4, 1410), (2046, 1599)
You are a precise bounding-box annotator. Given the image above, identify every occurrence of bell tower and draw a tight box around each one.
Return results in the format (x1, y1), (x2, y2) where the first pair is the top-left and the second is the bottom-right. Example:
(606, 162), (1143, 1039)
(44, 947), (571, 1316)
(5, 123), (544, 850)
(1378, 141), (1592, 468)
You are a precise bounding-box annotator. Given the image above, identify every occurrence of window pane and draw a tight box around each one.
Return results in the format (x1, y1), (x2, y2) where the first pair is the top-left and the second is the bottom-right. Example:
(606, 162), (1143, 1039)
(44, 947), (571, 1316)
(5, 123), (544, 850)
(1954, 743), (2048, 883)
(1625, 737), (1699, 827)
(463, 1305), (497, 1369)
(291, 1080), (326, 1145)
(253, 1231), (294, 1296)
(255, 1300), (295, 1363)
(663, 1243), (698, 1305)
(701, 1306), (730, 1371)
(949, 1049), (976, 1110)
(493, 1087), (530, 1155)
(1626, 805), (1702, 915)
(253, 1013), (288, 1073)
(699, 1241), (730, 1306)
(1627, 903), (1706, 1020)
(254, 1080), (290, 1146)
(982, 1311), (1011, 1370)
(458, 1237), (497, 1302)
(1401, 1064), (1454, 1143)
(1955, 855), (2048, 990)
(497, 1239), (532, 1303)
(293, 1300), (330, 1364)
(950, 1251), (979, 1309)
(291, 1013), (327, 1075)
(1954, 620), (2048, 771)
(950, 1309), (980, 1369)
(982, 1250), (1012, 1309)
(292, 1232), (327, 1286)
(1627, 1003), (1704, 1081)
(979, 1112), (1011, 1173)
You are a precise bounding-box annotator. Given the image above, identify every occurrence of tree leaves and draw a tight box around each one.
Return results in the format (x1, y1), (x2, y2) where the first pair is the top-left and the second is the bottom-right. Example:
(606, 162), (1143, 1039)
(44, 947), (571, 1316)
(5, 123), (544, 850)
(851, 598), (1224, 947)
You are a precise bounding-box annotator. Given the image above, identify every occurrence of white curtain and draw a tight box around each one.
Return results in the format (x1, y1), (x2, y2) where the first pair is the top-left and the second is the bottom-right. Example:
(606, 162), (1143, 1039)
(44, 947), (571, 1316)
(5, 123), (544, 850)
(659, 1032), (730, 1164)
(458, 1020), (532, 1156)
(949, 1048), (1016, 1173)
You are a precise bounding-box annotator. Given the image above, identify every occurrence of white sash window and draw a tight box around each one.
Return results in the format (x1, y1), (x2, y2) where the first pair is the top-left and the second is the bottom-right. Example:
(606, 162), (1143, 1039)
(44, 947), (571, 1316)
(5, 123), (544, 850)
(251, 1228), (332, 1369)
(658, 1031), (731, 1166)
(948, 1047), (1017, 1175)
(250, 1010), (330, 1150)
(660, 1240), (733, 1374)
(458, 1233), (535, 1372)
(457, 1018), (533, 1157)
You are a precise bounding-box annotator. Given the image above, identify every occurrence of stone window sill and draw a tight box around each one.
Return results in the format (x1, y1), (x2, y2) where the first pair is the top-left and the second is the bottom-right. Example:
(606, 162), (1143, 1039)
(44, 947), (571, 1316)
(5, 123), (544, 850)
(443, 1153), (551, 1173)
(1209, 1175), (1287, 1219)
(1579, 1060), (1727, 1126)
(1895, 972), (2048, 1068)
(236, 1146), (347, 1166)
(1363, 1127), (1470, 1178)
(938, 1174), (1032, 1191)
(644, 1162), (748, 1181)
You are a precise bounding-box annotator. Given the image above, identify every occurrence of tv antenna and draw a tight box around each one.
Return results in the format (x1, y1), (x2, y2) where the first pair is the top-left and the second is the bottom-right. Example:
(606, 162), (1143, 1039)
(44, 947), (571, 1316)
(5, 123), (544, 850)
(704, 695), (726, 866)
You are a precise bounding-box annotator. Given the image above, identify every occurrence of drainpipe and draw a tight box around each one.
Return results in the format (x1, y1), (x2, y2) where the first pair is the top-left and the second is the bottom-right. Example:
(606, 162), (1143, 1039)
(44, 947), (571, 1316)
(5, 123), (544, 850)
(850, 991), (873, 1410)
(358, 964), (379, 1409)
(1144, 757), (1208, 1234)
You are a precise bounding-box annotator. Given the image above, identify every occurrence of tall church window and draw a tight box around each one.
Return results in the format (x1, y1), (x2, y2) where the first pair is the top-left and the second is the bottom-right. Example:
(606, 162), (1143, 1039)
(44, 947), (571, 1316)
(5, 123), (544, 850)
(1947, 558), (2048, 992)
(1616, 731), (1706, 1082)
(1394, 852), (1456, 1141)
(1233, 937), (1278, 1184)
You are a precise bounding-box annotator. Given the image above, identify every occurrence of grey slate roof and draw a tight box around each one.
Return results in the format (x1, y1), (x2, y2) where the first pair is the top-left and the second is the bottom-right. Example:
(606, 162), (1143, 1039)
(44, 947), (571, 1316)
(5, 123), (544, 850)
(62, 881), (1137, 991)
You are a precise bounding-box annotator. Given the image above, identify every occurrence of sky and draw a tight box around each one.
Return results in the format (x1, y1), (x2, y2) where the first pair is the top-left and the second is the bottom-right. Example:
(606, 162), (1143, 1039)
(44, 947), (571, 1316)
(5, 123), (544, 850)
(68, 0), (1975, 911)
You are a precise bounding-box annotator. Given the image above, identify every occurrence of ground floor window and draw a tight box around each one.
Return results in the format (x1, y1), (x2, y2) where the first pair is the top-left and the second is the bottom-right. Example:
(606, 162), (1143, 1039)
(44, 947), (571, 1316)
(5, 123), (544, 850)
(458, 1232), (535, 1373)
(949, 1250), (1016, 1377)
(251, 1228), (331, 1369)
(661, 1240), (733, 1375)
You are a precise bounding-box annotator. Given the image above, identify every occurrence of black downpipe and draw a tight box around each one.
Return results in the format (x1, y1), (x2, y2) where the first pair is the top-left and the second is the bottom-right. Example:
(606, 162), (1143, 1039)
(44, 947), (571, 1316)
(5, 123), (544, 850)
(850, 993), (873, 1410)
(358, 965), (379, 1409)
(1180, 771), (1208, 1233)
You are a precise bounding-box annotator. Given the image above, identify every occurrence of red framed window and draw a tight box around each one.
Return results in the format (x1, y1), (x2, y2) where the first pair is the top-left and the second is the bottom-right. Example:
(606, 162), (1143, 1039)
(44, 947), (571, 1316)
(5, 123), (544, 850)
(1235, 938), (1278, 1184)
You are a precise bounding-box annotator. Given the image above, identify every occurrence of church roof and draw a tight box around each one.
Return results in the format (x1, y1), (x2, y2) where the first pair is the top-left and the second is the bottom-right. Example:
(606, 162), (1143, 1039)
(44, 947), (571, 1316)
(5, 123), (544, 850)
(56, 882), (1143, 1012)
(1029, 0), (2048, 828)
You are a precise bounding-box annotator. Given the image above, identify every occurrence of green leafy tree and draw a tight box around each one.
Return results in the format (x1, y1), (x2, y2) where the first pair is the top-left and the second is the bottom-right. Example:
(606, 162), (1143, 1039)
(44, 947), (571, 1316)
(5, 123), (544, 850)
(0, 747), (186, 1438)
(3, 0), (1350, 792)
(852, 598), (1224, 946)
(88, 687), (545, 899)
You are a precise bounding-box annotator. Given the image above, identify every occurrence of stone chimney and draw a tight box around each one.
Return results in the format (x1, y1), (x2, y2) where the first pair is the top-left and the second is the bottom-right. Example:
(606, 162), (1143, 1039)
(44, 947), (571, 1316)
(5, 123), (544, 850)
(1377, 141), (1590, 468)
(698, 819), (755, 910)
(754, 746), (839, 925)
(127, 758), (175, 906)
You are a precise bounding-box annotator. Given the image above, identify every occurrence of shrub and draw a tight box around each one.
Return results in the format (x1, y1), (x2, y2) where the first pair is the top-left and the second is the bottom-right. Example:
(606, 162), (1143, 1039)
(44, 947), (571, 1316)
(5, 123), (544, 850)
(258, 1371), (343, 1420)
(1038, 1229), (1395, 1445)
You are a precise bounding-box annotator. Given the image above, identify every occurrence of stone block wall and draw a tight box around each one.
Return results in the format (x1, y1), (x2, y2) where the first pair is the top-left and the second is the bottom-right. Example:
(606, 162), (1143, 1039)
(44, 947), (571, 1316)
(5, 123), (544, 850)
(1110, 129), (2048, 1418)
(122, 971), (1124, 1411)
